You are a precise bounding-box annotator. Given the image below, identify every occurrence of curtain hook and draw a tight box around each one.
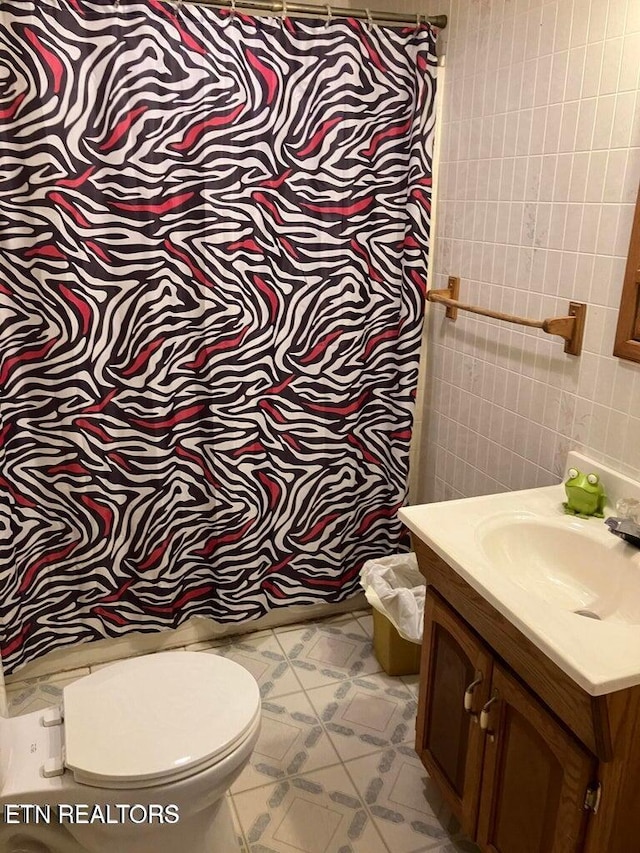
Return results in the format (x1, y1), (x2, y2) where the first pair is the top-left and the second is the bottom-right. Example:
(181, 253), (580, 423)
(416, 12), (421, 27)
(365, 8), (374, 31)
(325, 3), (332, 27)
(280, 0), (288, 27)
(229, 0), (236, 21)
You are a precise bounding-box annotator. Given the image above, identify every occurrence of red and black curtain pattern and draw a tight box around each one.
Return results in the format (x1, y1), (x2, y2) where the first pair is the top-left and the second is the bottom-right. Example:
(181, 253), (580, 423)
(0, 0), (436, 675)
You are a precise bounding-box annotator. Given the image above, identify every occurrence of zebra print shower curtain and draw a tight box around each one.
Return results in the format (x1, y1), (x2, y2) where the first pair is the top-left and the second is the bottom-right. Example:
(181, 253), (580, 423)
(0, 0), (436, 675)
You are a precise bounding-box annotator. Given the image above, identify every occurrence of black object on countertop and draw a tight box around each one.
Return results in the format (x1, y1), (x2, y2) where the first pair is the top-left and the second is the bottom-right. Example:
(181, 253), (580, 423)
(605, 517), (640, 548)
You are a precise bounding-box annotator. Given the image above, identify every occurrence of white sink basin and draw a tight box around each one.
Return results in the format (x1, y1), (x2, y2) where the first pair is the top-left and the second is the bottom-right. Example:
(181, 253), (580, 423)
(478, 516), (640, 626)
(399, 452), (640, 695)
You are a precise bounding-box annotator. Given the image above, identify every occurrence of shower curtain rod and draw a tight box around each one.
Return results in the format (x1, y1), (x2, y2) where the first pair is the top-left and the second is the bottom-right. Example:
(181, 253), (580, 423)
(168, 0), (447, 28)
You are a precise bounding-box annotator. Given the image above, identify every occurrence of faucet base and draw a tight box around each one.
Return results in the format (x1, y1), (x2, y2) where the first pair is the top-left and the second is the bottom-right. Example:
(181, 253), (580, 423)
(605, 517), (640, 548)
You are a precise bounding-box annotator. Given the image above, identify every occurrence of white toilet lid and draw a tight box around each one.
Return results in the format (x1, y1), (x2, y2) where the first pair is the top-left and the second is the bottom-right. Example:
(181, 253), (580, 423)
(63, 651), (261, 788)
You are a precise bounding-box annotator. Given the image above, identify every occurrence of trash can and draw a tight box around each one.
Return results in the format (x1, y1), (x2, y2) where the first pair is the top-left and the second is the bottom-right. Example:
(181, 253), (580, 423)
(359, 553), (425, 676)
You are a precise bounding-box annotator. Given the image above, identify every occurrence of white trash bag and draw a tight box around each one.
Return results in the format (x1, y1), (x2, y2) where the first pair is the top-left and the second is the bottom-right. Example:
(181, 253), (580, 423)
(359, 553), (426, 644)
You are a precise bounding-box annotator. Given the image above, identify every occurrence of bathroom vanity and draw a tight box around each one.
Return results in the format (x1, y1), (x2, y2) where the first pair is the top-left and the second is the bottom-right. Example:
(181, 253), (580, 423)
(399, 453), (640, 853)
(412, 538), (640, 853)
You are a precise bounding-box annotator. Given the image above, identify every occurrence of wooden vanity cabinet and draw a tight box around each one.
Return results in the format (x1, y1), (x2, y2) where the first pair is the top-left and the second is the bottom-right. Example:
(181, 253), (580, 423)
(412, 537), (640, 853)
(417, 591), (595, 853)
(416, 591), (492, 836)
(476, 661), (595, 853)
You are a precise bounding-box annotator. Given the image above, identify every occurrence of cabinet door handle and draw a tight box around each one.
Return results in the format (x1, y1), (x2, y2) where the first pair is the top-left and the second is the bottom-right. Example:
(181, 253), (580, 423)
(479, 693), (499, 737)
(463, 674), (483, 713)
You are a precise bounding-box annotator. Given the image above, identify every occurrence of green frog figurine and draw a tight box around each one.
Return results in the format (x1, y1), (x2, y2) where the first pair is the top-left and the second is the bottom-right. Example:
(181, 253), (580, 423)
(563, 468), (606, 518)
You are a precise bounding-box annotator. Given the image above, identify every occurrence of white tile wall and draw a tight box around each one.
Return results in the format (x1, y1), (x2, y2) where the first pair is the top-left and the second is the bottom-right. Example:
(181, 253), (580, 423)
(415, 0), (640, 503)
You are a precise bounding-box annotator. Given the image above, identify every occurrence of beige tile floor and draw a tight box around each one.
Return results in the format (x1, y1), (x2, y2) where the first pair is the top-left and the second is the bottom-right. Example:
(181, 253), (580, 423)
(7, 610), (480, 853)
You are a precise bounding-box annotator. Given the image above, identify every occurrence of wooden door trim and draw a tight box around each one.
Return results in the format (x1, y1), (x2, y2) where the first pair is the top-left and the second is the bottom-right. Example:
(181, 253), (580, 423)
(614, 182), (640, 363)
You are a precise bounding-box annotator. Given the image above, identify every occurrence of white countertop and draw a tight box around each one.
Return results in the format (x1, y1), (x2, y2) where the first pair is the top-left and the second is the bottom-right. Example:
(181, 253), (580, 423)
(399, 453), (640, 697)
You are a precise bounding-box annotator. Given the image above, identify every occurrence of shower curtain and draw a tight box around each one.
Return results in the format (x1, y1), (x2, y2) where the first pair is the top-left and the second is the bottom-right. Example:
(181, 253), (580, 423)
(0, 0), (436, 675)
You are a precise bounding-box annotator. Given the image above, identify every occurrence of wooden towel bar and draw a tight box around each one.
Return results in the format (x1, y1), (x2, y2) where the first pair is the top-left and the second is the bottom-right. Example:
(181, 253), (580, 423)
(427, 277), (587, 356)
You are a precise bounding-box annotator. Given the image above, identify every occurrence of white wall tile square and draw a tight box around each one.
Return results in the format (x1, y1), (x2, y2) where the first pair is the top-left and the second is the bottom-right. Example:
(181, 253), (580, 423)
(416, 0), (640, 502)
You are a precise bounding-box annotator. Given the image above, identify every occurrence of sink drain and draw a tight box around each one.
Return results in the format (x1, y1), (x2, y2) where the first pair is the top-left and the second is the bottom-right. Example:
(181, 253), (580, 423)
(573, 609), (602, 620)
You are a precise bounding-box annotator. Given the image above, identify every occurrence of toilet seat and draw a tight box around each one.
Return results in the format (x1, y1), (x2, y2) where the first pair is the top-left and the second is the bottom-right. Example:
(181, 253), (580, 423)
(62, 651), (261, 789)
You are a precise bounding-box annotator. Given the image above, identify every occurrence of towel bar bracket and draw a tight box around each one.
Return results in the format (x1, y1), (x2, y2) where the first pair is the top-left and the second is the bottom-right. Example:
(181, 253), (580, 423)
(427, 276), (587, 357)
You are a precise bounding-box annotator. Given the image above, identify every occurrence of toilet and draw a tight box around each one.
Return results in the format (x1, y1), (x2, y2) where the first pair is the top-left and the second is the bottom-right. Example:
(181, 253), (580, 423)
(0, 651), (261, 853)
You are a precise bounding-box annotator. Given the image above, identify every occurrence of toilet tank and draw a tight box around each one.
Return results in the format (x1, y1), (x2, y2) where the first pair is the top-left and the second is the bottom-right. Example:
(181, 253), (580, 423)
(0, 716), (11, 790)
(0, 710), (66, 801)
(0, 665), (9, 786)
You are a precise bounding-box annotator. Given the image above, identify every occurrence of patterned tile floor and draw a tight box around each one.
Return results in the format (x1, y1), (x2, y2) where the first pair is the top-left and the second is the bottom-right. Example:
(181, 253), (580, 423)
(6, 610), (480, 853)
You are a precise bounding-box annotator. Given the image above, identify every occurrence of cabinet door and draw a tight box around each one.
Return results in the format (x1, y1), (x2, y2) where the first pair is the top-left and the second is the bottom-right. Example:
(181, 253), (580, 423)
(477, 663), (596, 853)
(416, 591), (493, 836)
